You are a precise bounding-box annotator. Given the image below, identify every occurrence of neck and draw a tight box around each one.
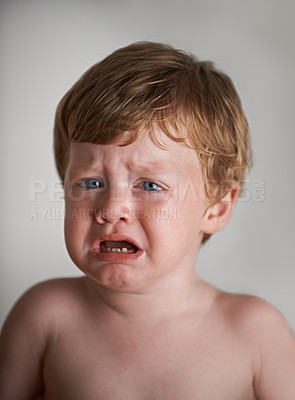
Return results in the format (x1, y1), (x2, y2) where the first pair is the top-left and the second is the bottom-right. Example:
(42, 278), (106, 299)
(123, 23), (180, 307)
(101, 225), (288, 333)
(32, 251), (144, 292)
(85, 270), (206, 323)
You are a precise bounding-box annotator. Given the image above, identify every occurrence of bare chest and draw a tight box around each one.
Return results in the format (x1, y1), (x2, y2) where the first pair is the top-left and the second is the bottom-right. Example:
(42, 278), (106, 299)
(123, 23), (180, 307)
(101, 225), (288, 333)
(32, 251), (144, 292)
(43, 322), (256, 400)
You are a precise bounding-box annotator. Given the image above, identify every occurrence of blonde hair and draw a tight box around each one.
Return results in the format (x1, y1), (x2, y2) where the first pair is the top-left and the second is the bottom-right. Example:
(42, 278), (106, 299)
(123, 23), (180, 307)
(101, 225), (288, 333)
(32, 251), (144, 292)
(54, 41), (252, 243)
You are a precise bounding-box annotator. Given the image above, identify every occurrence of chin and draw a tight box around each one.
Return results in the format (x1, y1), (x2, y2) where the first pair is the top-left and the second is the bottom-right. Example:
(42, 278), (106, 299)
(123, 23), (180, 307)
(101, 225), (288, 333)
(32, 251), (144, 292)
(82, 262), (146, 292)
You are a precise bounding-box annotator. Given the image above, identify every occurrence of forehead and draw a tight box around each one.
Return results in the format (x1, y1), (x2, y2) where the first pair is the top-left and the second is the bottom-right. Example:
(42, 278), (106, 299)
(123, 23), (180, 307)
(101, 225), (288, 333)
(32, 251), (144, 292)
(66, 130), (200, 174)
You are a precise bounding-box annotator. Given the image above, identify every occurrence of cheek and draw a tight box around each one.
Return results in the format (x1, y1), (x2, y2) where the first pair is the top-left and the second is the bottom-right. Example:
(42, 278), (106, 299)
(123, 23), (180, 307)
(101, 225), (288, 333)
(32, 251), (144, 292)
(170, 195), (206, 244)
(177, 178), (207, 221)
(64, 200), (93, 251)
(139, 197), (202, 248)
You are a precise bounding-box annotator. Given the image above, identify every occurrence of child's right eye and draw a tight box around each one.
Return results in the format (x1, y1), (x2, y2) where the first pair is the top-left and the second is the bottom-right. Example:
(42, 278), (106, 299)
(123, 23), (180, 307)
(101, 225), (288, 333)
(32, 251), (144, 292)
(142, 181), (162, 192)
(80, 179), (104, 189)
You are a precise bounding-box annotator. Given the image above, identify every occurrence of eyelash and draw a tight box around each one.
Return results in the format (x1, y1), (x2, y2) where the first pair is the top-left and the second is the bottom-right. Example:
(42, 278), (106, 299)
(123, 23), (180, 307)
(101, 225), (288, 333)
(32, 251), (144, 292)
(77, 178), (104, 190)
(75, 178), (164, 192)
(140, 181), (163, 192)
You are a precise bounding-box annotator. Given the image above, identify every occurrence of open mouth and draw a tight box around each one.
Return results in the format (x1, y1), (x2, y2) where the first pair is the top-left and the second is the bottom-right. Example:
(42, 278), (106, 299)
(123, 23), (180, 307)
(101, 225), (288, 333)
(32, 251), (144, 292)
(99, 240), (138, 254)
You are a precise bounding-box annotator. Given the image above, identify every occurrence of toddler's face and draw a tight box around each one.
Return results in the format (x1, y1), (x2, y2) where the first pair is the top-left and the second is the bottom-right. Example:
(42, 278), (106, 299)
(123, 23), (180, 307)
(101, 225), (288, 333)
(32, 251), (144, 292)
(64, 129), (209, 292)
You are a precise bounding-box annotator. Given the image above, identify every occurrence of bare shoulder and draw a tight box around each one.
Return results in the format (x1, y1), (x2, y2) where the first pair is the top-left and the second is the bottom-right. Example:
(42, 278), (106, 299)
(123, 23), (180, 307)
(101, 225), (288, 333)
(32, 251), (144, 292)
(0, 277), (88, 352)
(215, 290), (294, 337)
(1, 277), (87, 328)
(0, 277), (88, 398)
(213, 289), (295, 399)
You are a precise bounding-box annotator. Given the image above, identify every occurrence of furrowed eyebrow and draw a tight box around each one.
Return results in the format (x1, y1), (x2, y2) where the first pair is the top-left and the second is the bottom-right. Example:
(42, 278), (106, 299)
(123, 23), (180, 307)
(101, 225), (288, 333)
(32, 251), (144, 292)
(70, 160), (176, 174)
(127, 160), (177, 173)
(66, 164), (102, 178)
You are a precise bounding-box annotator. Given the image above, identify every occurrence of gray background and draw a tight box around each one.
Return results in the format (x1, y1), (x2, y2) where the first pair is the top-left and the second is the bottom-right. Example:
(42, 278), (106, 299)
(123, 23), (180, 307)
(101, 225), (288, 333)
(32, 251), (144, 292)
(0, 0), (294, 331)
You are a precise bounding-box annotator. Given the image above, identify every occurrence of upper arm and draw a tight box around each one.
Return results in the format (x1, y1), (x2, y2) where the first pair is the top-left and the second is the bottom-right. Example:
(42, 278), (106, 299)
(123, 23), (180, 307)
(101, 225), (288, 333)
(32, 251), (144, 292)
(252, 301), (295, 400)
(0, 283), (55, 399)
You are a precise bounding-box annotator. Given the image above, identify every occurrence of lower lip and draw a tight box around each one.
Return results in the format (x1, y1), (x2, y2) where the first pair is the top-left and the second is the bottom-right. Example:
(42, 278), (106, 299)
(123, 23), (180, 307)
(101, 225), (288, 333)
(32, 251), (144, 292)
(91, 249), (144, 263)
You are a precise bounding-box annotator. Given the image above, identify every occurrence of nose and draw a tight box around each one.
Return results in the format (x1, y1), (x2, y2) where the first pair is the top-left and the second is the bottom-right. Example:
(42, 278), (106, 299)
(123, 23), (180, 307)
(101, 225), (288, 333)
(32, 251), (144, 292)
(95, 187), (133, 225)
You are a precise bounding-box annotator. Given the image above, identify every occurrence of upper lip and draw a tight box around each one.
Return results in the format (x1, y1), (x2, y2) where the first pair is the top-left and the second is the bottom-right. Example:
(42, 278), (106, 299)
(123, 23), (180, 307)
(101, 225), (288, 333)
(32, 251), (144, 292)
(93, 234), (141, 251)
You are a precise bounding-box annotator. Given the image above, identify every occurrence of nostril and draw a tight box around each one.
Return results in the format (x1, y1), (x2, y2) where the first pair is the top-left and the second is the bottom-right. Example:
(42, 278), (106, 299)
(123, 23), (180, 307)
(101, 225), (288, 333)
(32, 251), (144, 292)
(94, 207), (132, 224)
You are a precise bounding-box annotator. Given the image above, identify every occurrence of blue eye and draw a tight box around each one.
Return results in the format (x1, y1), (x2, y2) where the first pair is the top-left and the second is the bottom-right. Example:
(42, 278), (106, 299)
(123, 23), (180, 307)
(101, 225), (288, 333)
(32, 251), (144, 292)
(83, 179), (104, 189)
(142, 181), (162, 191)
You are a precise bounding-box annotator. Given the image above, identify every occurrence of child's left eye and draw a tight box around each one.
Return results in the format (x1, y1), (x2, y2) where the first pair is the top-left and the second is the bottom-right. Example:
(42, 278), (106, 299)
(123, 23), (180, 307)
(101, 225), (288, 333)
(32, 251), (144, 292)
(80, 178), (104, 189)
(142, 181), (162, 191)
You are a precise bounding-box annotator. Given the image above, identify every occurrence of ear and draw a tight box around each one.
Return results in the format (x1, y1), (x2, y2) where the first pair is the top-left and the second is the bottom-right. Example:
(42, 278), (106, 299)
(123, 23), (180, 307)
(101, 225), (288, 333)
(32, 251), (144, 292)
(201, 188), (240, 235)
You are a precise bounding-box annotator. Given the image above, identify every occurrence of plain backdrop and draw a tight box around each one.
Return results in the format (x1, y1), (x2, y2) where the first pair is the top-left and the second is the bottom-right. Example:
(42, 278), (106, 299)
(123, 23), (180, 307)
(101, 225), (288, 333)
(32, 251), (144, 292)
(0, 0), (294, 332)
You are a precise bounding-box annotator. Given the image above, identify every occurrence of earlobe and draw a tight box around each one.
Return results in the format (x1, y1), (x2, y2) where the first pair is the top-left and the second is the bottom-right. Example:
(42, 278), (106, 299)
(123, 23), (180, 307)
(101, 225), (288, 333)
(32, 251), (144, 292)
(201, 188), (240, 235)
